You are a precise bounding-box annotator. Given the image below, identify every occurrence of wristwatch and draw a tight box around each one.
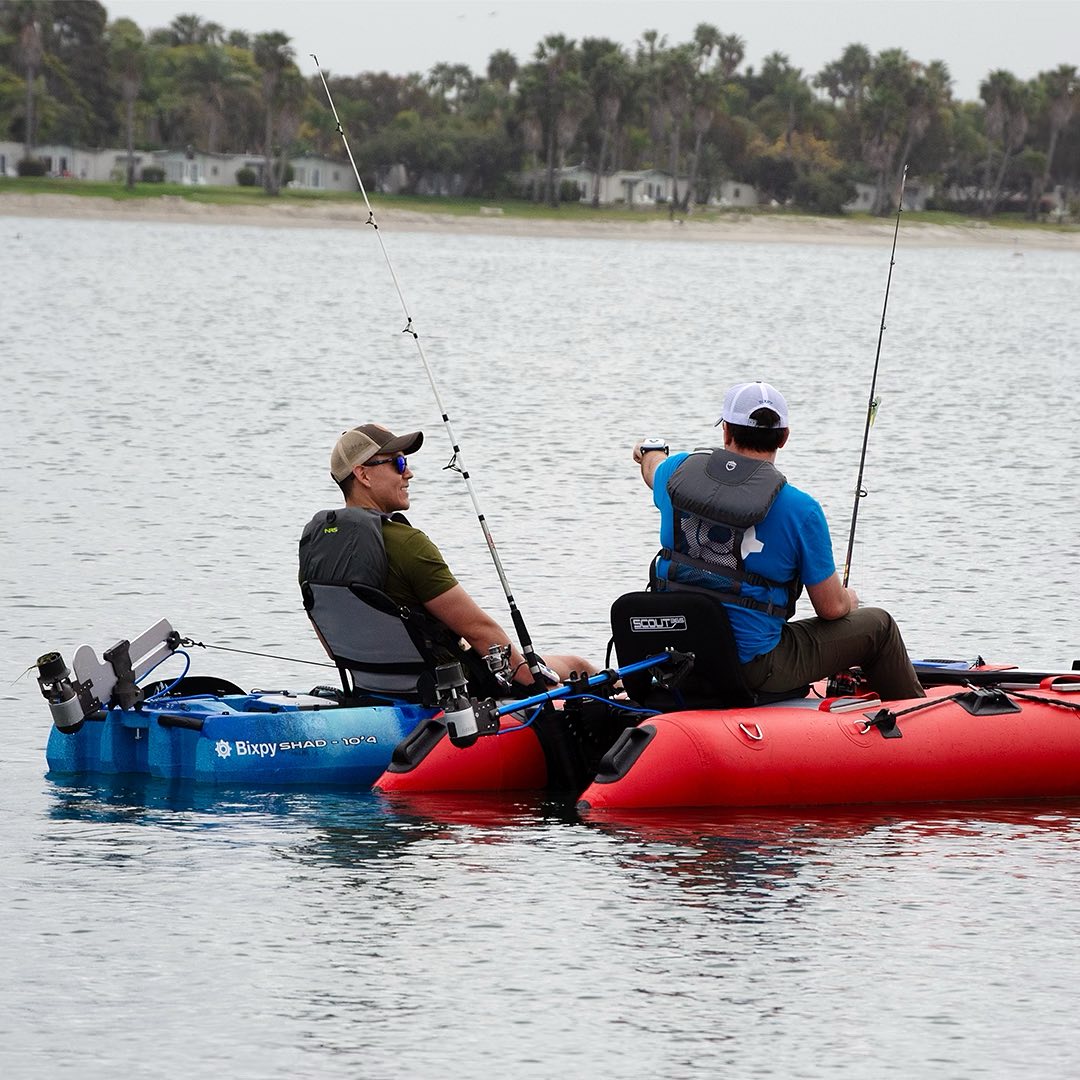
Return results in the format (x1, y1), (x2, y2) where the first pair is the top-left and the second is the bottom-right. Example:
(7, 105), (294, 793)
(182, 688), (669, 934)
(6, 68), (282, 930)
(640, 437), (669, 456)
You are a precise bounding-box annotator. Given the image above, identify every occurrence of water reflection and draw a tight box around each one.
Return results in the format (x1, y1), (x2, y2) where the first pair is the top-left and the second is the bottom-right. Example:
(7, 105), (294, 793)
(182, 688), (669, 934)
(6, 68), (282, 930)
(585, 800), (1080, 894)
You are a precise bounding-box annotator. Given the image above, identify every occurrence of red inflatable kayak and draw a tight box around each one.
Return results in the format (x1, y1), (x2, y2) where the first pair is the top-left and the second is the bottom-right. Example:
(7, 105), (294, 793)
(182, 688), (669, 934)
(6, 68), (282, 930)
(578, 680), (1080, 812)
(376, 672), (1080, 812)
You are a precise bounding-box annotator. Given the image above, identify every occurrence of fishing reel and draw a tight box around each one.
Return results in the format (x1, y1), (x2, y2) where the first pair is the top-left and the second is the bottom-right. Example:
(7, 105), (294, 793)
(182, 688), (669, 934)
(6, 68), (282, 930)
(484, 643), (513, 688)
(825, 668), (866, 699)
(435, 662), (499, 749)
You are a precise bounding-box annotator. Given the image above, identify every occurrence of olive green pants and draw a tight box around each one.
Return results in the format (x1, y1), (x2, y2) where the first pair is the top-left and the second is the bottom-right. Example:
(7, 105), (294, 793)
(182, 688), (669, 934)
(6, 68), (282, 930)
(741, 606), (926, 701)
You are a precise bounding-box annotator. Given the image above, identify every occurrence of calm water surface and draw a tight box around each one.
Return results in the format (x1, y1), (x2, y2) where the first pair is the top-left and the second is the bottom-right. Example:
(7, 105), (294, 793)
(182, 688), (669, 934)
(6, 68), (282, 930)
(2, 213), (1079, 1077)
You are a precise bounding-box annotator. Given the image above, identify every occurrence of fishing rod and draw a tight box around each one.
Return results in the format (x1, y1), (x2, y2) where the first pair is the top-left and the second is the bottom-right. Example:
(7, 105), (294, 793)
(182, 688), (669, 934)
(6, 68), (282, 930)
(311, 55), (551, 688)
(842, 164), (908, 589)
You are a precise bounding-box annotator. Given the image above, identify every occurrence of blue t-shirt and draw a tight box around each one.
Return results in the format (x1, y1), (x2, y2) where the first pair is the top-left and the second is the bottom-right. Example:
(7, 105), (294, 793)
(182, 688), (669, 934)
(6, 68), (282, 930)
(652, 451), (836, 662)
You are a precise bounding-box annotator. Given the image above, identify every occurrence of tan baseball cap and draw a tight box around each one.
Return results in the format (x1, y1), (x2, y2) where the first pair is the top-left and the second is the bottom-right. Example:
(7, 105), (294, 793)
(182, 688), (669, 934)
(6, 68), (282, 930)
(330, 423), (424, 482)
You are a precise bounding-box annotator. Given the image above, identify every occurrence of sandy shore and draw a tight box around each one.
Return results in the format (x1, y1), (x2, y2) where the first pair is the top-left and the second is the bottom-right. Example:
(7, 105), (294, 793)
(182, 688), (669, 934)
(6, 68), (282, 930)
(2, 191), (1078, 250)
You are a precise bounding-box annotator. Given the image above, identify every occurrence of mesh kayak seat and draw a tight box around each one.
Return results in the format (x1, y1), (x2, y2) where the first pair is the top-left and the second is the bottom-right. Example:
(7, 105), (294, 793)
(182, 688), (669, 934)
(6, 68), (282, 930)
(302, 581), (439, 706)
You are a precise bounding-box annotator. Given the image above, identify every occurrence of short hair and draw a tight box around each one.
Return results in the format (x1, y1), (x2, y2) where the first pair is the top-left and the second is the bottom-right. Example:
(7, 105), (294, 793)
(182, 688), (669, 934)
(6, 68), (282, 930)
(335, 472), (357, 499)
(725, 407), (786, 452)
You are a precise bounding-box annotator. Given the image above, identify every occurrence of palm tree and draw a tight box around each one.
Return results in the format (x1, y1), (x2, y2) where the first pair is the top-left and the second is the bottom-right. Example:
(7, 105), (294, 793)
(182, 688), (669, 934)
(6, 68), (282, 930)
(525, 33), (583, 206)
(427, 62), (475, 113)
(980, 69), (1031, 216)
(815, 43), (871, 108)
(253, 30), (295, 194)
(486, 49), (518, 90)
(107, 18), (145, 188)
(1031, 64), (1078, 217)
(584, 45), (631, 206)
(657, 44), (697, 207)
(683, 71), (726, 209)
(202, 21), (225, 47)
(168, 14), (206, 46)
(520, 110), (543, 201)
(178, 44), (253, 154)
(691, 22), (720, 73)
(15, 2), (43, 160)
(716, 33), (746, 81)
(856, 49), (925, 214)
(753, 53), (814, 151)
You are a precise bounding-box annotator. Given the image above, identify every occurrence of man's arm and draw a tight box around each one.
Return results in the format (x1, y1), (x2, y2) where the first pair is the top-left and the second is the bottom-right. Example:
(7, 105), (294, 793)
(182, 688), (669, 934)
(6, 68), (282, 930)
(805, 573), (859, 620)
(423, 584), (531, 682)
(633, 440), (669, 489)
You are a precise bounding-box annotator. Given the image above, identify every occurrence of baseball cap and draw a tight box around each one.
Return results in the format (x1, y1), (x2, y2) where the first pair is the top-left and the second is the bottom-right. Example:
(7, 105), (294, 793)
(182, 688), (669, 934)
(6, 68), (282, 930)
(717, 382), (789, 429)
(330, 423), (424, 481)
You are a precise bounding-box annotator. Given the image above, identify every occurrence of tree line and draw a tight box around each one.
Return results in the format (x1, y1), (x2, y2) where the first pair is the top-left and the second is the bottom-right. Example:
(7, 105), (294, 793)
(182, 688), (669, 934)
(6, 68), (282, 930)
(1, 0), (1077, 217)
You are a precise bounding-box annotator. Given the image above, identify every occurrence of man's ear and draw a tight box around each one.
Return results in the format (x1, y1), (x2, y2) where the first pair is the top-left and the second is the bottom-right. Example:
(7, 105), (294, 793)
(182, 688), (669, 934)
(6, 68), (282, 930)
(778, 428), (790, 449)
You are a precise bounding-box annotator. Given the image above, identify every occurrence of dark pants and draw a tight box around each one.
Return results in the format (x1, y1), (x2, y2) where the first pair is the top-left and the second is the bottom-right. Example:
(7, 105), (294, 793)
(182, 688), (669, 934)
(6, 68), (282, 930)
(741, 607), (926, 701)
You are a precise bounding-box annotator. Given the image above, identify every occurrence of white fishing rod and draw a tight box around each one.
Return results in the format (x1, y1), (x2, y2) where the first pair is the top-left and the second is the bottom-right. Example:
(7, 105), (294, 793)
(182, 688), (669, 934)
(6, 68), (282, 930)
(842, 164), (908, 589)
(312, 55), (550, 687)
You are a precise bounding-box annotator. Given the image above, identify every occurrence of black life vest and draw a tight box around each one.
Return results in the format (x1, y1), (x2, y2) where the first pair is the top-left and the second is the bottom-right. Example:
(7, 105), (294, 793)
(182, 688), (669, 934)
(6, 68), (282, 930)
(657, 448), (801, 619)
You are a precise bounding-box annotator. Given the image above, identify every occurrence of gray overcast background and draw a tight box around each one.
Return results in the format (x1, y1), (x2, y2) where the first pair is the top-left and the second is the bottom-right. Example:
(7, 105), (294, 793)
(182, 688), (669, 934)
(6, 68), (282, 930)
(108, 1), (1078, 104)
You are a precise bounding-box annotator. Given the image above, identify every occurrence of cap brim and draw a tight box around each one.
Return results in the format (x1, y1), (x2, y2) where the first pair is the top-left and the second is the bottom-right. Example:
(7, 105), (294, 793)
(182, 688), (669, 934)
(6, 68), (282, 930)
(381, 430), (423, 455)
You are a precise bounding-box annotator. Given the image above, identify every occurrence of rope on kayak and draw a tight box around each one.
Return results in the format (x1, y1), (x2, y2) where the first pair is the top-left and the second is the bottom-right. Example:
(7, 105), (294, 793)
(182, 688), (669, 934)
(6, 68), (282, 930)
(1003, 688), (1080, 713)
(311, 54), (551, 695)
(179, 637), (335, 669)
(860, 688), (957, 736)
(861, 681), (1080, 738)
(842, 164), (907, 589)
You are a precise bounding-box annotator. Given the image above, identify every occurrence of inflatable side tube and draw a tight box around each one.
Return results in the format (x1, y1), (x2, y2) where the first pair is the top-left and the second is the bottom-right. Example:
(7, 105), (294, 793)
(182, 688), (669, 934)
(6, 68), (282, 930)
(376, 715), (548, 794)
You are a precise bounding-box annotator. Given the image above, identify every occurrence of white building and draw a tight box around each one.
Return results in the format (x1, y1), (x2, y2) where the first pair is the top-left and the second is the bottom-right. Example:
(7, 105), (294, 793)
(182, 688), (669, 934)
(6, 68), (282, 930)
(522, 165), (761, 208)
(289, 154), (356, 192)
(0, 139), (356, 190)
(845, 179), (934, 214)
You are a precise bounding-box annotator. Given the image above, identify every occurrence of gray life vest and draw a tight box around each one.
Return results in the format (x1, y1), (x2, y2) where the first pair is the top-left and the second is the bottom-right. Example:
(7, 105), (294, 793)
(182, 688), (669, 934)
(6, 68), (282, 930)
(298, 507), (388, 589)
(658, 448), (800, 618)
(297, 507), (500, 698)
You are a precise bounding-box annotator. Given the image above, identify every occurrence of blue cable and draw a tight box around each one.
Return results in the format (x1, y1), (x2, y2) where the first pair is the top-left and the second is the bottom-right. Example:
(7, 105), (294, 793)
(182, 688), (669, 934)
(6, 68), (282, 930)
(140, 650), (192, 701)
(496, 693), (660, 735)
(561, 693), (661, 716)
(496, 702), (546, 734)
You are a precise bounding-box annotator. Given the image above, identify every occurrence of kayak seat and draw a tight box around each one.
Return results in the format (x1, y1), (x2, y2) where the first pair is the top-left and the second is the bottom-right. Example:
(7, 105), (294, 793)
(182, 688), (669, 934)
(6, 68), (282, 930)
(610, 590), (807, 710)
(301, 581), (439, 707)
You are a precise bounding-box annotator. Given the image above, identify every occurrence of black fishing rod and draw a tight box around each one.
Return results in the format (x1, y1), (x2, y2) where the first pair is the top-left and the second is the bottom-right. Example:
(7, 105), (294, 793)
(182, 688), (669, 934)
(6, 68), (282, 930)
(311, 55), (550, 688)
(842, 164), (908, 589)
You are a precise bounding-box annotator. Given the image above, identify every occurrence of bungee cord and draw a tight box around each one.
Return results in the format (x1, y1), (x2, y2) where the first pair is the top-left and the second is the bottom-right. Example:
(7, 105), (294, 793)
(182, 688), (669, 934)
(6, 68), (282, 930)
(312, 54), (550, 690)
(180, 636), (335, 668)
(842, 164), (908, 589)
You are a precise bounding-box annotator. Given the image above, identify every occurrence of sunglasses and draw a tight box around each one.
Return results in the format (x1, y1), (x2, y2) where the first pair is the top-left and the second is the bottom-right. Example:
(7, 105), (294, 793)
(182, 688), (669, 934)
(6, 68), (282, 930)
(366, 454), (408, 474)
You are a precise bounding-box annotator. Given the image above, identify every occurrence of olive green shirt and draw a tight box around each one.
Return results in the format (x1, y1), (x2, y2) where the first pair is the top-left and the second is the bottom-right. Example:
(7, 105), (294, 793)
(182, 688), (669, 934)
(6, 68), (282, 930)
(381, 518), (458, 609)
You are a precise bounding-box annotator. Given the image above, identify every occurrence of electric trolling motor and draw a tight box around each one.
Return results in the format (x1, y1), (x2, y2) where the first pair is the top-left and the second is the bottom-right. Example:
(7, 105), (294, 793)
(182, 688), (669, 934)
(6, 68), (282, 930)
(36, 651), (98, 733)
(36, 619), (182, 732)
(434, 662), (500, 748)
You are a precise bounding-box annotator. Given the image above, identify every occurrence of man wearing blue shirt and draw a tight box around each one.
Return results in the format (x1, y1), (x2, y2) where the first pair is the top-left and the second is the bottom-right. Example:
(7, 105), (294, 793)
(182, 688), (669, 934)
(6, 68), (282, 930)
(634, 381), (925, 701)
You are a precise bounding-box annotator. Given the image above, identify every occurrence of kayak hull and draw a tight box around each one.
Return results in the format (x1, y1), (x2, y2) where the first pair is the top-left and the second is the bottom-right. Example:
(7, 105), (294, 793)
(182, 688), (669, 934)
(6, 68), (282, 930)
(46, 692), (437, 786)
(579, 687), (1080, 812)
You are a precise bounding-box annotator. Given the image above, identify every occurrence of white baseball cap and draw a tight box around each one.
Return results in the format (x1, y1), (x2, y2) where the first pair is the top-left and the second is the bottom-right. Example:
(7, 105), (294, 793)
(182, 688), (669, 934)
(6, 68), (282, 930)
(717, 381), (789, 429)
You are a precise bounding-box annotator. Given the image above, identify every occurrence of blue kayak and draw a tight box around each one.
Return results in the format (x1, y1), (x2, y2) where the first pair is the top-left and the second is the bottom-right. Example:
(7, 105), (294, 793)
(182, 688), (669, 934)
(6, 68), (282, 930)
(45, 691), (435, 785)
(38, 618), (437, 786)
